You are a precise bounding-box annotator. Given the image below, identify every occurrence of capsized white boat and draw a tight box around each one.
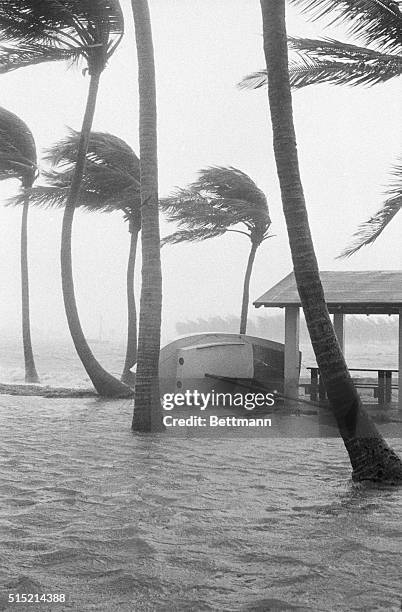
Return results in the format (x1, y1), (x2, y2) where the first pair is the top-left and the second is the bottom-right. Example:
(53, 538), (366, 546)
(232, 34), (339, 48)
(159, 332), (301, 397)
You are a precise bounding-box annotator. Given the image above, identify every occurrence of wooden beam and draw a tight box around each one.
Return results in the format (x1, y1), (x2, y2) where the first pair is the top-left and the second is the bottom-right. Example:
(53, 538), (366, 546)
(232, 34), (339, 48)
(284, 306), (300, 402)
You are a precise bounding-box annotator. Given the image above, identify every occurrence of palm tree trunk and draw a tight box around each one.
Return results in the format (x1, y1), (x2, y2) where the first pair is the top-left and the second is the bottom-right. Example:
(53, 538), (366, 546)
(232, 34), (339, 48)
(61, 72), (131, 398)
(260, 0), (402, 482)
(121, 225), (139, 385)
(240, 240), (258, 334)
(21, 190), (39, 383)
(131, 0), (164, 431)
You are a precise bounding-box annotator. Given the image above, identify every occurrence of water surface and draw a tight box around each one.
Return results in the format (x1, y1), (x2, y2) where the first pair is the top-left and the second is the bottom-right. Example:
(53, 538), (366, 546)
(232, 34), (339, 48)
(0, 397), (401, 611)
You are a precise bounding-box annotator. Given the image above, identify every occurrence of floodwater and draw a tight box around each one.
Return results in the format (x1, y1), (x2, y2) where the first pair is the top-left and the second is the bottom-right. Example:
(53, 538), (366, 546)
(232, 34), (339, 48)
(0, 395), (401, 611)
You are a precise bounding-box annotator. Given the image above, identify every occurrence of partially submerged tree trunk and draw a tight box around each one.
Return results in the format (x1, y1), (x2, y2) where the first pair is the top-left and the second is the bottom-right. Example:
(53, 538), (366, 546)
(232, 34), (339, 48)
(121, 224), (139, 386)
(239, 240), (259, 334)
(21, 189), (39, 383)
(61, 72), (132, 398)
(131, 0), (165, 431)
(260, 0), (402, 483)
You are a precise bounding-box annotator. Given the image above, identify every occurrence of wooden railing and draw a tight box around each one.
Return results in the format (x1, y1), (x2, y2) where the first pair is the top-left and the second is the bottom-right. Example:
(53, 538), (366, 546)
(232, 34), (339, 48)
(305, 367), (399, 405)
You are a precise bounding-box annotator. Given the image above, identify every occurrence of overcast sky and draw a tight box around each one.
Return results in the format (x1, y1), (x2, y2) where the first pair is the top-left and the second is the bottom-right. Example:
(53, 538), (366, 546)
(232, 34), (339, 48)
(0, 0), (400, 346)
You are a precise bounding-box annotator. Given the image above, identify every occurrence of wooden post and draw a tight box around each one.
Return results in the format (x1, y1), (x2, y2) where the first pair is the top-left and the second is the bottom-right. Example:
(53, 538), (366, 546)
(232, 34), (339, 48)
(399, 308), (402, 411)
(310, 367), (318, 401)
(378, 370), (385, 406)
(284, 306), (300, 402)
(333, 312), (345, 354)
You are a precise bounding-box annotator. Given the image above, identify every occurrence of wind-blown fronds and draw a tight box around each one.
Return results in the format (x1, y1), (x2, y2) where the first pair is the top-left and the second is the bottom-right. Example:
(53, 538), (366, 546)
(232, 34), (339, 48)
(238, 70), (271, 90)
(0, 106), (37, 187)
(290, 37), (402, 86)
(289, 0), (402, 52)
(339, 161), (402, 257)
(161, 227), (227, 246)
(0, 0), (124, 74)
(9, 130), (141, 226)
(239, 37), (402, 90)
(46, 129), (139, 182)
(0, 42), (79, 73)
(161, 166), (271, 246)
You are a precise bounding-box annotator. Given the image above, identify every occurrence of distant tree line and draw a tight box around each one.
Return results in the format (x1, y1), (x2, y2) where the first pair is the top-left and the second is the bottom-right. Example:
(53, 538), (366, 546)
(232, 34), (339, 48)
(177, 314), (399, 345)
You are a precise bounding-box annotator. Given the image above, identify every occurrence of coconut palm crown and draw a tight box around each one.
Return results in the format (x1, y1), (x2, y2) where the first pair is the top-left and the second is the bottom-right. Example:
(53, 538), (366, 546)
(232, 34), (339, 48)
(0, 106), (37, 186)
(161, 166), (271, 334)
(26, 129), (141, 228)
(0, 1), (124, 75)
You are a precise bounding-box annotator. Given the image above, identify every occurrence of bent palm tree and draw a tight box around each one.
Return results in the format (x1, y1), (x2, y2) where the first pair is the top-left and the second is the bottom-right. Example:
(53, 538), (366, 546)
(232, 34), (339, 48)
(259, 0), (402, 482)
(131, 0), (164, 431)
(240, 0), (402, 257)
(13, 130), (141, 385)
(0, 106), (39, 383)
(0, 1), (130, 397)
(161, 167), (271, 334)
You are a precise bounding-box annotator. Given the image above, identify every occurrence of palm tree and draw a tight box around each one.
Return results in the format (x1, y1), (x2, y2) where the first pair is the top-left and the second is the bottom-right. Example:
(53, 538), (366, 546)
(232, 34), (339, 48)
(161, 167), (271, 334)
(258, 0), (402, 482)
(239, 1), (402, 257)
(0, 106), (39, 383)
(0, 1), (131, 397)
(13, 130), (142, 386)
(130, 0), (164, 431)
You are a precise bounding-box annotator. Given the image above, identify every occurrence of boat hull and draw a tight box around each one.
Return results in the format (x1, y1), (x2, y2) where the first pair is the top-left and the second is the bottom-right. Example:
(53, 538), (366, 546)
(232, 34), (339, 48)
(159, 333), (301, 398)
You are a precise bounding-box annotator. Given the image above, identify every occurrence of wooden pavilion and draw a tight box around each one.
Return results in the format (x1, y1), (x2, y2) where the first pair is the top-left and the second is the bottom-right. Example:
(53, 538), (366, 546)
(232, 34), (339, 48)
(254, 271), (402, 409)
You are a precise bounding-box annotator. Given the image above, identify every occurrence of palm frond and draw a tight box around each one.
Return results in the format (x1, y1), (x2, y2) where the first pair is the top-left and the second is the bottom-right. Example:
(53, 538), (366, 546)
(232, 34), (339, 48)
(8, 129), (141, 224)
(238, 70), (270, 90)
(161, 227), (227, 246)
(239, 37), (402, 90)
(0, 106), (37, 187)
(0, 41), (79, 73)
(46, 128), (139, 183)
(192, 166), (268, 209)
(7, 185), (70, 209)
(339, 160), (402, 257)
(0, 0), (124, 74)
(8, 181), (141, 220)
(290, 37), (402, 86)
(290, 55), (402, 87)
(289, 0), (402, 52)
(161, 166), (271, 245)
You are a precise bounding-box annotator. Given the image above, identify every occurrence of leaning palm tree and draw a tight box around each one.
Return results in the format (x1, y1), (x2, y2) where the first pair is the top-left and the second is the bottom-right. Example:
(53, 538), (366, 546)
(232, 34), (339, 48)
(239, 0), (402, 258)
(131, 0), (164, 431)
(258, 0), (402, 482)
(12, 130), (142, 386)
(0, 106), (39, 383)
(161, 167), (271, 334)
(0, 1), (131, 397)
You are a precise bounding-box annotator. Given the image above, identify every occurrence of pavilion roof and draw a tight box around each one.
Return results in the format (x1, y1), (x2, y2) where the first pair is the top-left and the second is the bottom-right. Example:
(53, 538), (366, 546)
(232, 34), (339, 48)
(254, 271), (402, 315)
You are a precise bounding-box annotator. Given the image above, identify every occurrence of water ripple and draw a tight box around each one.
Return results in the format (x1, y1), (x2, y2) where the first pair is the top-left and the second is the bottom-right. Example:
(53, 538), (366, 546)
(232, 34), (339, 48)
(0, 397), (401, 611)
